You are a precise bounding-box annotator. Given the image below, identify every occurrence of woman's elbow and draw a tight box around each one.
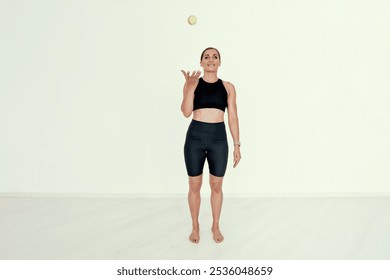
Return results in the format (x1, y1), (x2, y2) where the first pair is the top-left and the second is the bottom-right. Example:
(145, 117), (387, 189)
(182, 111), (192, 118)
(228, 115), (239, 124)
(181, 107), (192, 118)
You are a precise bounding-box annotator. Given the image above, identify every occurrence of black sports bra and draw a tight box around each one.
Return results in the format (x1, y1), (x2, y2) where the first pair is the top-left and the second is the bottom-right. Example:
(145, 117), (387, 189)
(193, 78), (228, 112)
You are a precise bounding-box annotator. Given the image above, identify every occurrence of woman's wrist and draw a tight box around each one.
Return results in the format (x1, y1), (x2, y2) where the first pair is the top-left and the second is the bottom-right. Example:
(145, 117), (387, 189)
(233, 141), (241, 148)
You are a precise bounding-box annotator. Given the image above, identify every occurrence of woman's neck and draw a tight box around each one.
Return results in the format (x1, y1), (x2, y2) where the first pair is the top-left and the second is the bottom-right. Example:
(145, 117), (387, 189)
(202, 72), (218, 83)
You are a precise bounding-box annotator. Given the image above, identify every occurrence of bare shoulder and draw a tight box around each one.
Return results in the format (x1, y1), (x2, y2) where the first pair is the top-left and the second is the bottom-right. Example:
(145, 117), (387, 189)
(222, 80), (236, 94)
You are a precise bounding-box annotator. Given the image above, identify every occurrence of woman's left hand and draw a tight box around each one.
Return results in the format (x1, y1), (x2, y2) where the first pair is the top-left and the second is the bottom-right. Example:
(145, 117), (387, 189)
(233, 147), (241, 168)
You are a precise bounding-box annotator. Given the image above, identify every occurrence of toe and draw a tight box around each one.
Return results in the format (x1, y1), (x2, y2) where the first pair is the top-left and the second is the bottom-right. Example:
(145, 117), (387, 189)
(213, 232), (224, 243)
(189, 232), (200, 243)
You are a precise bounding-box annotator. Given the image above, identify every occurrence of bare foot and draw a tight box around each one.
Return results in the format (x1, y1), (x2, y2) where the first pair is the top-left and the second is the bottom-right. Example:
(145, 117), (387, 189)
(189, 230), (200, 243)
(212, 228), (224, 243)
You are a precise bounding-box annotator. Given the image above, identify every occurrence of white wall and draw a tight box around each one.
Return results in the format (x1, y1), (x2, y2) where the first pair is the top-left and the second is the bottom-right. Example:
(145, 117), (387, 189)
(1, 0), (389, 196)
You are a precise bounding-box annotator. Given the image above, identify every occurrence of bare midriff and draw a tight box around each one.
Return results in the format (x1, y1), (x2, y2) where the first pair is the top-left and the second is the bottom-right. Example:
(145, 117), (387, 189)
(193, 108), (225, 123)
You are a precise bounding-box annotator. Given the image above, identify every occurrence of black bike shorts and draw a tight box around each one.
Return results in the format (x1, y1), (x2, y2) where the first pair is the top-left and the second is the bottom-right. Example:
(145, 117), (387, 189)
(184, 119), (228, 177)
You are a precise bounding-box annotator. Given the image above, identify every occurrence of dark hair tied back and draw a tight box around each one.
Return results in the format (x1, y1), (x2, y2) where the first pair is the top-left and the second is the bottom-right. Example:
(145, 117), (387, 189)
(200, 47), (221, 61)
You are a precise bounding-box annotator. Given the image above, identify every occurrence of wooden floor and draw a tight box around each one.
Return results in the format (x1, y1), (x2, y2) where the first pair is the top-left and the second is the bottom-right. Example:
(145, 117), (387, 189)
(1, 196), (389, 260)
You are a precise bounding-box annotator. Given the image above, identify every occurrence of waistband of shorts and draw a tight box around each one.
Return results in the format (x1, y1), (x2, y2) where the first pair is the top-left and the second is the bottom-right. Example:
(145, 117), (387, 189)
(190, 119), (225, 127)
(189, 119), (226, 134)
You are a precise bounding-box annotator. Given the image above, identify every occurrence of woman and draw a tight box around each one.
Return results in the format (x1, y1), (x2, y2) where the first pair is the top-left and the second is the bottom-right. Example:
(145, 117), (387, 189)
(181, 47), (241, 244)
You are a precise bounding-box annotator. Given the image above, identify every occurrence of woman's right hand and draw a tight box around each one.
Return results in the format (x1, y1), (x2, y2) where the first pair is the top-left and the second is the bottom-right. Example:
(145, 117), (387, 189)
(181, 70), (201, 91)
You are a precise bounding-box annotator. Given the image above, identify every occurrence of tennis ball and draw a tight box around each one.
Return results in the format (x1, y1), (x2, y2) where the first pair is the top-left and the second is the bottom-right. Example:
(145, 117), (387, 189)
(187, 15), (197, 25)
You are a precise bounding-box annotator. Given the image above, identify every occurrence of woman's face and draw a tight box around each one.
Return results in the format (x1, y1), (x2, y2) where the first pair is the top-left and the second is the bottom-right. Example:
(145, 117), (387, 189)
(200, 49), (221, 72)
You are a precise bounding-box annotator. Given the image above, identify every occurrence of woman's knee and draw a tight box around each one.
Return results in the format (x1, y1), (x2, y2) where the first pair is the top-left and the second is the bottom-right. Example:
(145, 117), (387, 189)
(209, 174), (223, 193)
(189, 174), (203, 192)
